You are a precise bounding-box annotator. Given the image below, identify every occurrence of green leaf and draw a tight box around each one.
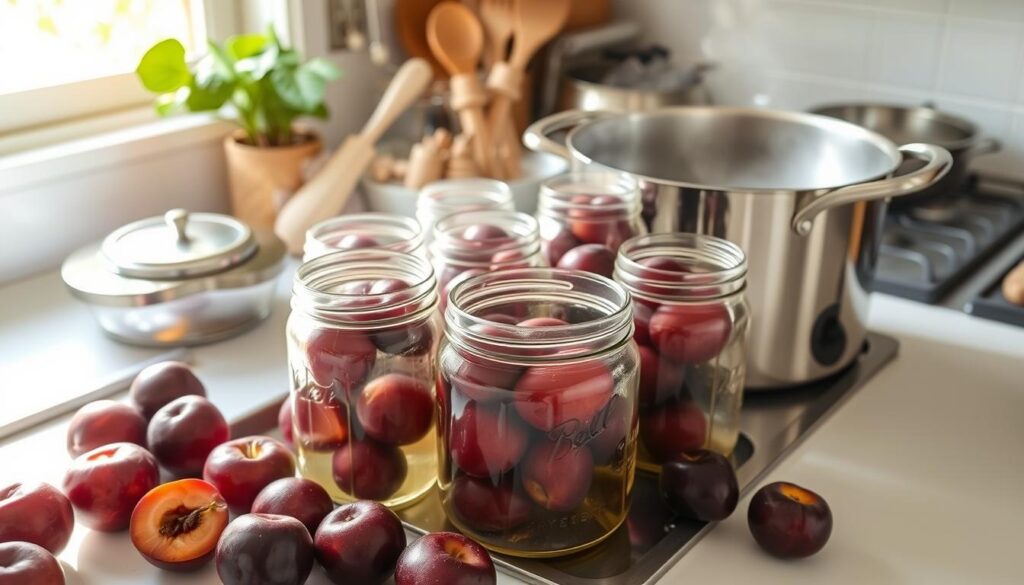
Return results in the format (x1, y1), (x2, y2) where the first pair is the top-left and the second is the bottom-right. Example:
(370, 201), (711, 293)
(187, 75), (234, 111)
(266, 25), (284, 50)
(276, 49), (300, 67)
(206, 39), (236, 79)
(270, 64), (328, 112)
(236, 46), (279, 80)
(304, 57), (342, 81)
(309, 103), (329, 119)
(226, 33), (267, 60)
(136, 39), (190, 93)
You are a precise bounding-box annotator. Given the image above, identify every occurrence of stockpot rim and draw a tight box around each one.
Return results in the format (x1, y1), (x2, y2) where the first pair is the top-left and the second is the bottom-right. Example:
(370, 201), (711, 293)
(559, 106), (905, 193)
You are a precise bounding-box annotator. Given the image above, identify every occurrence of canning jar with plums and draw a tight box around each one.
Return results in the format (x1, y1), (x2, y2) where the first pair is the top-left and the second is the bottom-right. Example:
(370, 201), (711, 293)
(287, 250), (440, 508)
(430, 209), (546, 309)
(536, 172), (646, 279)
(614, 233), (749, 470)
(437, 268), (639, 557)
(417, 178), (515, 244)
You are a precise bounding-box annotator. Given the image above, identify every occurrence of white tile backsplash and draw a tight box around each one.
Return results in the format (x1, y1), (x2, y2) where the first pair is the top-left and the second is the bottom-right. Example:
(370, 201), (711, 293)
(867, 12), (944, 90)
(865, 0), (949, 14)
(948, 0), (1024, 22)
(613, 0), (1024, 178)
(938, 19), (1023, 101)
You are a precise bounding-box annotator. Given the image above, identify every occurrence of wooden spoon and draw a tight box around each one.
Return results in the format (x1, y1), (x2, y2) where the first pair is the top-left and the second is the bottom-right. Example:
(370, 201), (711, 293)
(394, 0), (446, 79)
(487, 0), (571, 175)
(480, 0), (514, 65)
(427, 2), (495, 176)
(274, 58), (433, 254)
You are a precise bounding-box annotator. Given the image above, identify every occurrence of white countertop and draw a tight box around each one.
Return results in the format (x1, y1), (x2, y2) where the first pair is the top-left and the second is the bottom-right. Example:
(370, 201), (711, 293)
(1, 268), (1022, 584)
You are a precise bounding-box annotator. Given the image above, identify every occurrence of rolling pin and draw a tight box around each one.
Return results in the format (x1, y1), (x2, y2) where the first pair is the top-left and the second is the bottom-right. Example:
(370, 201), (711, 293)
(274, 58), (433, 255)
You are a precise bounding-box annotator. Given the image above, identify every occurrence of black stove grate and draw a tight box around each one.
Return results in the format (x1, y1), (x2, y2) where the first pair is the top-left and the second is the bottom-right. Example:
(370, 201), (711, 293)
(872, 175), (1024, 303)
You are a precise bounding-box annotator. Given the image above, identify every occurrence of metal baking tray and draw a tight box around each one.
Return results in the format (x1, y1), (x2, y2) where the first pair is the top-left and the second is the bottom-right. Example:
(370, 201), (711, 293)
(232, 333), (899, 585)
(966, 256), (1024, 327)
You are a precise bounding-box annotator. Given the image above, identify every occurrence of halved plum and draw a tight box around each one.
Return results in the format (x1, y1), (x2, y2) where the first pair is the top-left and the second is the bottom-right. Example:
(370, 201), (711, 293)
(129, 478), (229, 572)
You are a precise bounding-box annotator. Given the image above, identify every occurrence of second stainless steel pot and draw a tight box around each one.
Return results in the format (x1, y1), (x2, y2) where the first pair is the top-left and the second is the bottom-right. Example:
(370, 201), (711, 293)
(811, 103), (1000, 210)
(524, 107), (952, 388)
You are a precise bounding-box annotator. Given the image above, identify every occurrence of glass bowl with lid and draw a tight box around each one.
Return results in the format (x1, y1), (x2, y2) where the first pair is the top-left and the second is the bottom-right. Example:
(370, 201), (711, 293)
(62, 208), (285, 346)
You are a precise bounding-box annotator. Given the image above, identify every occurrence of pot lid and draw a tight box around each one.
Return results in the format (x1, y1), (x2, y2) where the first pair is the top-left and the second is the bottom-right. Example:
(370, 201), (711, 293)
(101, 209), (257, 279)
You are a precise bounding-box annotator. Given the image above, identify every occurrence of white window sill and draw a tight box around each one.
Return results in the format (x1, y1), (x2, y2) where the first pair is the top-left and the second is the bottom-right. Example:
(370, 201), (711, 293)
(0, 111), (235, 195)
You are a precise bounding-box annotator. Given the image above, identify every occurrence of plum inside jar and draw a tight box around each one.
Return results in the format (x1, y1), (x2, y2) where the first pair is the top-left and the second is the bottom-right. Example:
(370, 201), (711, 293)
(288, 250), (441, 509)
(537, 172), (646, 277)
(438, 268), (639, 558)
(430, 210), (547, 311)
(613, 233), (750, 470)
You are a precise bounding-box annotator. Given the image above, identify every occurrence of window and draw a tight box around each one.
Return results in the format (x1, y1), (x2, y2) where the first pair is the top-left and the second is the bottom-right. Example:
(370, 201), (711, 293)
(0, 0), (240, 135)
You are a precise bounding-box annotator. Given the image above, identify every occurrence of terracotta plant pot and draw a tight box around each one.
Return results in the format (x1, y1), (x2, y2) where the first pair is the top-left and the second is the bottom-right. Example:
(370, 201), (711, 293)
(223, 130), (323, 229)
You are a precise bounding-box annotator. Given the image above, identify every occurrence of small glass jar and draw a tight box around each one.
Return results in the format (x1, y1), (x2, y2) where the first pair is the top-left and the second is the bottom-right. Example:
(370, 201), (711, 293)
(613, 233), (749, 471)
(417, 179), (515, 243)
(287, 250), (441, 508)
(437, 268), (639, 558)
(430, 210), (546, 307)
(536, 172), (646, 278)
(303, 213), (425, 261)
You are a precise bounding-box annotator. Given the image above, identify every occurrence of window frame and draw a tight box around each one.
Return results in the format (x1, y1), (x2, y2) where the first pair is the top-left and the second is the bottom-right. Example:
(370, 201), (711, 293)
(0, 0), (242, 136)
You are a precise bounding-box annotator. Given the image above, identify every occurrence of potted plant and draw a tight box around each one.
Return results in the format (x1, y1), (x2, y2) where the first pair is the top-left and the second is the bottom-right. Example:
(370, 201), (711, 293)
(136, 27), (341, 228)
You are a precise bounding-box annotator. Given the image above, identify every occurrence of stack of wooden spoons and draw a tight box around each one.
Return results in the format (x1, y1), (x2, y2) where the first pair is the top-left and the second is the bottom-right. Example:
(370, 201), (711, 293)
(387, 0), (570, 188)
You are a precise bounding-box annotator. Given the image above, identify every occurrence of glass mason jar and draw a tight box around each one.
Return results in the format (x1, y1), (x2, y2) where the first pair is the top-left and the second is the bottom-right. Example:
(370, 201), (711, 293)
(430, 210), (546, 309)
(437, 268), (639, 558)
(613, 233), (749, 471)
(417, 179), (515, 243)
(287, 250), (441, 508)
(536, 172), (646, 278)
(303, 213), (425, 261)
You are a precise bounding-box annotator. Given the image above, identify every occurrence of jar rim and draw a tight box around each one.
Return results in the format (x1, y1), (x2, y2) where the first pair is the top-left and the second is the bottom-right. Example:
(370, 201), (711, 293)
(417, 179), (513, 214)
(431, 210), (541, 267)
(293, 249), (437, 327)
(445, 268), (634, 363)
(613, 233), (747, 302)
(538, 171), (641, 220)
(304, 213), (424, 258)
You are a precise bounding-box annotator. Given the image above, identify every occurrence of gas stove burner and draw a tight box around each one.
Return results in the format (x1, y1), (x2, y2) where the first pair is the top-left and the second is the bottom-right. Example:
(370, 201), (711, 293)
(906, 201), (961, 223)
(873, 175), (1024, 303)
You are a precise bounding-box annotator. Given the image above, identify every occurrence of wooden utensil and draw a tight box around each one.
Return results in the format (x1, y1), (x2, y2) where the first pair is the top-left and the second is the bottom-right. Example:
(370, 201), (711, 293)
(480, 0), (520, 179)
(395, 0), (447, 78)
(426, 2), (496, 177)
(480, 0), (514, 65)
(566, 0), (611, 31)
(274, 58), (433, 254)
(487, 0), (571, 175)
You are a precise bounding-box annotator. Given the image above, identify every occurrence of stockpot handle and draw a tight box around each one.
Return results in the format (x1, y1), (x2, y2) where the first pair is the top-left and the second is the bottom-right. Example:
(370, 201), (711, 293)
(967, 136), (1001, 158)
(791, 143), (953, 237)
(522, 109), (616, 160)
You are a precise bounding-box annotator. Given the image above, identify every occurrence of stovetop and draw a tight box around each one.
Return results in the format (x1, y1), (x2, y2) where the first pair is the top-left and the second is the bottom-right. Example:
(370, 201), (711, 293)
(874, 174), (1024, 327)
(230, 335), (899, 585)
(398, 334), (899, 585)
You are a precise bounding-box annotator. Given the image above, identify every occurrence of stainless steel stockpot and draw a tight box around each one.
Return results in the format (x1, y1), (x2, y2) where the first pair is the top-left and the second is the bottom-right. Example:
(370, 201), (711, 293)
(524, 107), (952, 388)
